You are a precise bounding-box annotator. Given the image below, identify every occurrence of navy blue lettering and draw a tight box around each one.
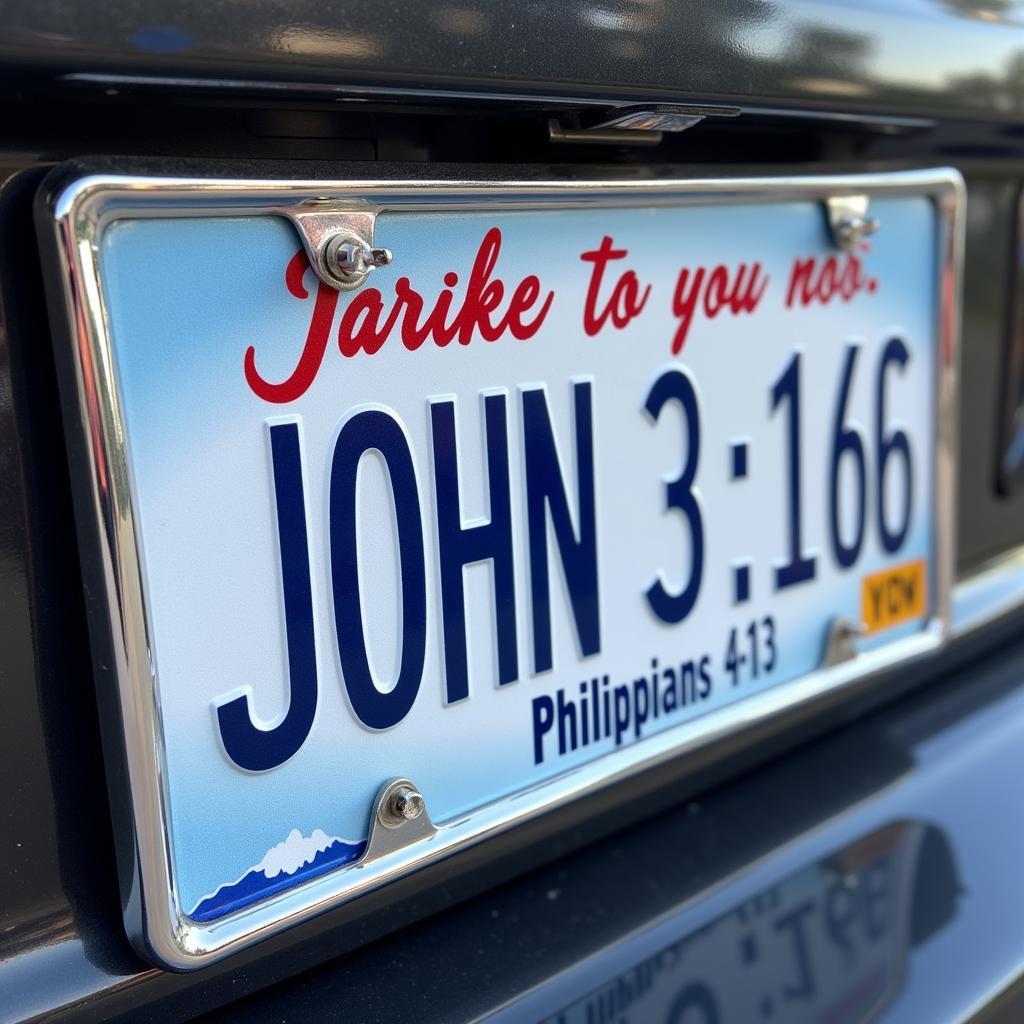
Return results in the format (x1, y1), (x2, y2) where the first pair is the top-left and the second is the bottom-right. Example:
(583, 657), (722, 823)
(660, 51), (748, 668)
(643, 368), (704, 623)
(829, 343), (867, 569)
(876, 336), (913, 552)
(579, 681), (590, 744)
(532, 696), (554, 763)
(430, 393), (518, 702)
(662, 667), (678, 713)
(699, 654), (713, 698)
(330, 409), (426, 729)
(217, 420), (318, 771)
(522, 381), (600, 673)
(557, 689), (578, 754)
(632, 676), (650, 737)
(771, 352), (817, 589)
(613, 684), (630, 745)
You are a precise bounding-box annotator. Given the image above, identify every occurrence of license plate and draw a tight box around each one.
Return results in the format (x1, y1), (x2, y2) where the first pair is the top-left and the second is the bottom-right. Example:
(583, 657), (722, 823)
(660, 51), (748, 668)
(39, 168), (961, 968)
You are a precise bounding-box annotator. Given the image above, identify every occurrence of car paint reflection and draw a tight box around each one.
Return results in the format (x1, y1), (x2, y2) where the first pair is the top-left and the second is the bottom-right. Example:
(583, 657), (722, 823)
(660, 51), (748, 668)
(542, 823), (959, 1024)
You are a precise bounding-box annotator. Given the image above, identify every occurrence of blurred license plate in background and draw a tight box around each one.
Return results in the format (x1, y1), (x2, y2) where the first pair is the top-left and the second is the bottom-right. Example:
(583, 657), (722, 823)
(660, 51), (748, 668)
(47, 171), (959, 966)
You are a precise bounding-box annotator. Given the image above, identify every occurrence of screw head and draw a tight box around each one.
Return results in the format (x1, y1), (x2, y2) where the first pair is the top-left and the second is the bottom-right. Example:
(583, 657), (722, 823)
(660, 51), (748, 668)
(323, 233), (393, 286)
(835, 214), (880, 252)
(383, 786), (424, 826)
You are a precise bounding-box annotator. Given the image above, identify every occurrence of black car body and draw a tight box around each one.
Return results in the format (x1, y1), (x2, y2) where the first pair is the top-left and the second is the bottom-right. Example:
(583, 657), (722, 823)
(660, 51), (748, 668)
(5, 2), (1024, 1021)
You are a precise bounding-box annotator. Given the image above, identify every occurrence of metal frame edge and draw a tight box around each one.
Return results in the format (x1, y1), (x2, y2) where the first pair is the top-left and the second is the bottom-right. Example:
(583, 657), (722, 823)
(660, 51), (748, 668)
(36, 165), (966, 970)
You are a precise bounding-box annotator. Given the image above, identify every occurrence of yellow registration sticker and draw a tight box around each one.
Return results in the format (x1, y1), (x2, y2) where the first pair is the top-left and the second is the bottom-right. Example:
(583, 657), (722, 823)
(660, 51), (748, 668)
(861, 559), (927, 635)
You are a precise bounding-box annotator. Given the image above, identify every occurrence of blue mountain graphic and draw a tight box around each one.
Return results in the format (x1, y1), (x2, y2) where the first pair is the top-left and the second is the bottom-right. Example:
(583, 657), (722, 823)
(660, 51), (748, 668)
(190, 834), (367, 922)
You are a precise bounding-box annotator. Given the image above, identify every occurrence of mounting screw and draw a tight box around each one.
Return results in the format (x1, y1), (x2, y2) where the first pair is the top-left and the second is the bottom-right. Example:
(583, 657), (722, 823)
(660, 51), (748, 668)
(822, 615), (866, 668)
(379, 785), (425, 828)
(323, 233), (393, 288)
(833, 214), (880, 252)
(825, 195), (881, 253)
(834, 619), (863, 642)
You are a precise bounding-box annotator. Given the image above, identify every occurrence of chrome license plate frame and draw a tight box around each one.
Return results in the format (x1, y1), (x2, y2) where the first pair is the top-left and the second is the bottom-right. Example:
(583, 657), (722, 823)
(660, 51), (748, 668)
(37, 166), (962, 970)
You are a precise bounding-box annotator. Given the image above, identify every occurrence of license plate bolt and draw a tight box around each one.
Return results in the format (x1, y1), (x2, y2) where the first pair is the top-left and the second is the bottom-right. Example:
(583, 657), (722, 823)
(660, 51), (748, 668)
(382, 785), (425, 826)
(324, 234), (393, 288)
(275, 204), (390, 291)
(361, 777), (438, 863)
(825, 195), (880, 252)
(821, 616), (866, 667)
